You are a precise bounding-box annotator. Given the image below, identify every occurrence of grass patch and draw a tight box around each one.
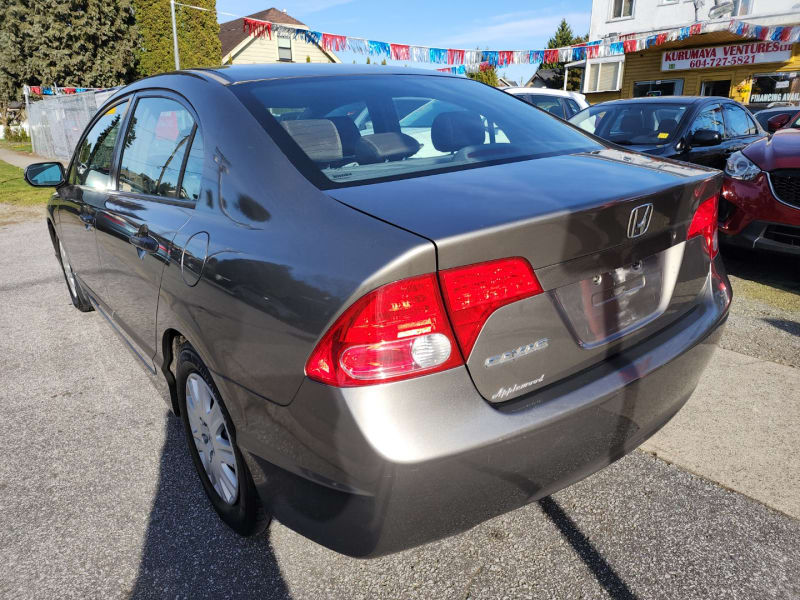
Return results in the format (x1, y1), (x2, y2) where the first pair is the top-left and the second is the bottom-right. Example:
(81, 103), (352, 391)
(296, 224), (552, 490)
(728, 275), (800, 313)
(0, 138), (34, 154)
(0, 159), (52, 206)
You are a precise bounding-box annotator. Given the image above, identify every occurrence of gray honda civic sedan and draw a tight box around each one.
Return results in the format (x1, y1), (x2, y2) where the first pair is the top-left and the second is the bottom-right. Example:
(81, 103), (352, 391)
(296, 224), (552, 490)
(25, 64), (731, 557)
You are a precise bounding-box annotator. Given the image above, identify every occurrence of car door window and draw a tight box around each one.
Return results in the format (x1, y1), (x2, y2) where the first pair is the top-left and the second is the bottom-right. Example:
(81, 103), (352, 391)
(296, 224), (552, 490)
(723, 104), (758, 138)
(70, 100), (129, 190)
(522, 95), (565, 119)
(689, 104), (724, 137)
(118, 97), (197, 198)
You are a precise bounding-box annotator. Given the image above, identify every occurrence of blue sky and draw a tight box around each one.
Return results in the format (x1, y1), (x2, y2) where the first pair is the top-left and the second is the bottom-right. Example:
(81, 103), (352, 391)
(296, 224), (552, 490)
(215, 0), (592, 85)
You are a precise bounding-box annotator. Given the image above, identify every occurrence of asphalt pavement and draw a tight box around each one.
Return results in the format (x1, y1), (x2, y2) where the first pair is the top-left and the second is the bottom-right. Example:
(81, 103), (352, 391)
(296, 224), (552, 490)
(1, 212), (799, 599)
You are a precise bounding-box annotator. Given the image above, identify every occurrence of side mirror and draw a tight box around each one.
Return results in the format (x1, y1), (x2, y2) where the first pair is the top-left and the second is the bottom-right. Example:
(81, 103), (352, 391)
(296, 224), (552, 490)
(24, 162), (65, 187)
(767, 113), (790, 132)
(690, 129), (722, 147)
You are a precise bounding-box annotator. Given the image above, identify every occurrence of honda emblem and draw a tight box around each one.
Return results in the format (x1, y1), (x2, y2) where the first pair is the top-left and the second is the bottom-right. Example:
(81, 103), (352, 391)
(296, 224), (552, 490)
(627, 204), (653, 239)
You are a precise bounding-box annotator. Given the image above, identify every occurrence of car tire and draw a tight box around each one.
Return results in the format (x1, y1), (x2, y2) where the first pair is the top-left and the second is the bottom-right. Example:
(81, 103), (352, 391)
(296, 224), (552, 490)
(56, 237), (93, 312)
(176, 342), (270, 536)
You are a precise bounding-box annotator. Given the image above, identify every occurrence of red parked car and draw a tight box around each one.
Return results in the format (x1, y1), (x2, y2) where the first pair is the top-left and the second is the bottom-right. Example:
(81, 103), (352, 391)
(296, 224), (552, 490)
(720, 122), (800, 255)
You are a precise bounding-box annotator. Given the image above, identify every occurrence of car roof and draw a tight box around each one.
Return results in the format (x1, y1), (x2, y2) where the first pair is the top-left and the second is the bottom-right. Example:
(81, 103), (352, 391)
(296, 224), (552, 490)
(503, 87), (583, 97)
(189, 63), (454, 85)
(596, 95), (731, 106)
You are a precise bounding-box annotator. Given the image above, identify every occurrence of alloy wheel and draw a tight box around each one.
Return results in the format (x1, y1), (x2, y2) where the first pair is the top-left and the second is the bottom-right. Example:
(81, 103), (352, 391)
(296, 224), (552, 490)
(185, 373), (239, 505)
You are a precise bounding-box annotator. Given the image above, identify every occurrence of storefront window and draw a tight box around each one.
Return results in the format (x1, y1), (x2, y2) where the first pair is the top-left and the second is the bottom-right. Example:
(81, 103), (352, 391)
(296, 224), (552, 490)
(633, 79), (683, 97)
(749, 72), (800, 106)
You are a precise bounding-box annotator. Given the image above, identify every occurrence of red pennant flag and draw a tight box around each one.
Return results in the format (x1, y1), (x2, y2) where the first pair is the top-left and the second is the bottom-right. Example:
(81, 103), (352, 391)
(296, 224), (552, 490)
(447, 49), (465, 64)
(655, 33), (667, 45)
(780, 26), (793, 41)
(243, 17), (271, 40)
(498, 51), (514, 65)
(758, 26), (770, 40)
(689, 23), (702, 36)
(322, 34), (347, 52)
(623, 39), (637, 53)
(30, 86), (41, 95)
(587, 44), (600, 58)
(543, 49), (559, 63)
(390, 43), (410, 60)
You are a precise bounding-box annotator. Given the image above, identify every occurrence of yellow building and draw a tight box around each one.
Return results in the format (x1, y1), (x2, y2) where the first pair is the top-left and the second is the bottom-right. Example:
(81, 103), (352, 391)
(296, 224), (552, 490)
(586, 30), (800, 108)
(219, 8), (340, 65)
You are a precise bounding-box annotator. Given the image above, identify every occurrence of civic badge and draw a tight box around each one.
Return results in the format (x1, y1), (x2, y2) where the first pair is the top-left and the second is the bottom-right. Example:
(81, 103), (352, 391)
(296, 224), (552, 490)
(627, 203), (653, 239)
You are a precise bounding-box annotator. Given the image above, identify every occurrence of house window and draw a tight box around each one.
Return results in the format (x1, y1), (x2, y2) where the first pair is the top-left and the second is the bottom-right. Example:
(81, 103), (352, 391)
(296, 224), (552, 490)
(586, 61), (622, 92)
(611, 0), (634, 19)
(278, 36), (292, 62)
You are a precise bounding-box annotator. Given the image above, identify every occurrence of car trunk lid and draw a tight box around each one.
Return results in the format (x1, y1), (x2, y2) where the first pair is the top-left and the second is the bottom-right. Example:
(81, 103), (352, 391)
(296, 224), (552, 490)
(329, 148), (721, 402)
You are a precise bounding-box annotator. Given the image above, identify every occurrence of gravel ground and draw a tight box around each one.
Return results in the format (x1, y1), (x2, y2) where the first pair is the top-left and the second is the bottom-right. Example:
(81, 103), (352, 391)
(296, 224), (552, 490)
(1, 216), (799, 600)
(719, 248), (800, 367)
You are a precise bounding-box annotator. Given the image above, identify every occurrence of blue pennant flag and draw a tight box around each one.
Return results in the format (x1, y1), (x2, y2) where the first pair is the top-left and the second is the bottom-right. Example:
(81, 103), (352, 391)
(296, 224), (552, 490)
(368, 40), (390, 56)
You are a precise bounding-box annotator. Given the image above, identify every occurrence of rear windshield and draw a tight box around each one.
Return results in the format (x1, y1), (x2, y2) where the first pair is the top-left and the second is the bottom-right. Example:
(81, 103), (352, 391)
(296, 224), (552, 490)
(231, 75), (601, 188)
(569, 102), (690, 146)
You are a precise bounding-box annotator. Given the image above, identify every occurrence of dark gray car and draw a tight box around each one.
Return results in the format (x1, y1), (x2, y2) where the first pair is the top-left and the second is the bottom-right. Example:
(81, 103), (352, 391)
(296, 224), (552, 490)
(25, 64), (731, 557)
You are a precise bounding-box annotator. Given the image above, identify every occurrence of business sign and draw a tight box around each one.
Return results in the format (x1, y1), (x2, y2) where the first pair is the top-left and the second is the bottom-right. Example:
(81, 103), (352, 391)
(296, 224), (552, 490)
(661, 42), (793, 71)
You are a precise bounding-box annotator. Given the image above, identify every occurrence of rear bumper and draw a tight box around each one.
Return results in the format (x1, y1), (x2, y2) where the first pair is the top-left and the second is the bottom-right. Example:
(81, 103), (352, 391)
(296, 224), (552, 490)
(720, 174), (800, 255)
(240, 261), (731, 557)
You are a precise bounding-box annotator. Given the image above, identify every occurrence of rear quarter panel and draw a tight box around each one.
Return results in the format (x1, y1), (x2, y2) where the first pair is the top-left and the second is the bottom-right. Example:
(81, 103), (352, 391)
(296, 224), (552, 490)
(148, 75), (434, 427)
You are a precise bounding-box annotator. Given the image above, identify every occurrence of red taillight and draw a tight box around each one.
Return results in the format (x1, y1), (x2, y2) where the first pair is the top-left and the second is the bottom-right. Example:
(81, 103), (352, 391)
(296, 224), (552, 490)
(439, 257), (543, 358)
(305, 273), (463, 387)
(687, 195), (719, 258)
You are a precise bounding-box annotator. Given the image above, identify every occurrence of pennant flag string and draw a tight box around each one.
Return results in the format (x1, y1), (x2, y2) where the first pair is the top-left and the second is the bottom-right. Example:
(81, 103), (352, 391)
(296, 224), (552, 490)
(195, 3), (800, 72)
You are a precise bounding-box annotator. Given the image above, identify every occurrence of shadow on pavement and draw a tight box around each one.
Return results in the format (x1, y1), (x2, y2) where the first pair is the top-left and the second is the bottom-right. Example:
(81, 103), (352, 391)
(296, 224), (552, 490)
(129, 415), (291, 599)
(539, 497), (639, 600)
(763, 317), (800, 336)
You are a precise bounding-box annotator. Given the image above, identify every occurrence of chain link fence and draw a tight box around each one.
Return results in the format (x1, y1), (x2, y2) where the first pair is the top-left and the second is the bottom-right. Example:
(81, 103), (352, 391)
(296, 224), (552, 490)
(28, 89), (116, 160)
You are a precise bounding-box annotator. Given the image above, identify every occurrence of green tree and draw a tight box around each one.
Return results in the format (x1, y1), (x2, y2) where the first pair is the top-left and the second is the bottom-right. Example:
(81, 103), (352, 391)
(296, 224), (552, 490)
(0, 0), (138, 105)
(541, 18), (587, 91)
(467, 65), (499, 87)
(134, 0), (221, 76)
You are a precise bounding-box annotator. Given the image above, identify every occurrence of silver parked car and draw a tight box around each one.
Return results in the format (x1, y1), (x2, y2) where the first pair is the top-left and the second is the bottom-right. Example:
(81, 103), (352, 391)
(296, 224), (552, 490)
(25, 65), (731, 557)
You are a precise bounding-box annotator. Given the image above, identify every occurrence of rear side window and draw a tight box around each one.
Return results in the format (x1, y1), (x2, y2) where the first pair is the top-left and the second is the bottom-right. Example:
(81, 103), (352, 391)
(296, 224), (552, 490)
(233, 75), (600, 188)
(523, 95), (565, 118)
(118, 97), (197, 198)
(179, 130), (204, 202)
(723, 104), (758, 137)
(70, 100), (129, 190)
(690, 104), (724, 137)
(565, 98), (581, 118)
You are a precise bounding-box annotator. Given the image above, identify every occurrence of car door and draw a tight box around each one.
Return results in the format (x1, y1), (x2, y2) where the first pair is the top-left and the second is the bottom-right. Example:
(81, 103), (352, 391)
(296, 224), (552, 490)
(721, 102), (764, 159)
(682, 102), (726, 169)
(94, 93), (201, 370)
(57, 99), (130, 304)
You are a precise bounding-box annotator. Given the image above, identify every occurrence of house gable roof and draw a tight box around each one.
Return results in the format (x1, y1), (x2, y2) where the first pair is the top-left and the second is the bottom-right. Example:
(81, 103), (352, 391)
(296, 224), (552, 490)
(219, 8), (307, 57)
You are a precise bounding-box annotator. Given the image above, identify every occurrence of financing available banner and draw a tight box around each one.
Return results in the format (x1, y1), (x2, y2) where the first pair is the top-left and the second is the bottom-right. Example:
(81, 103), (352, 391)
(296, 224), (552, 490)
(661, 41), (793, 71)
